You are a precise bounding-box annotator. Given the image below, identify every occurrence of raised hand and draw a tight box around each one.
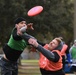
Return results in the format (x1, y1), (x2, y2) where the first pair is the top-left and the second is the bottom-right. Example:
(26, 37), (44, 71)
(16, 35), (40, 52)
(27, 23), (34, 30)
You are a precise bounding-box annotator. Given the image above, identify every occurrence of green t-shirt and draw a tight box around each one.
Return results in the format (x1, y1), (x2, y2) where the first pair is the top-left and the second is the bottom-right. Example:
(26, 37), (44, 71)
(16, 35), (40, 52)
(71, 47), (76, 59)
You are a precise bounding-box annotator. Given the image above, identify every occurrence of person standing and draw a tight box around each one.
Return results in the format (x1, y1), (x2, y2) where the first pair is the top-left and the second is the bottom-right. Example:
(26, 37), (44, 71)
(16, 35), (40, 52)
(0, 17), (34, 75)
(69, 40), (76, 75)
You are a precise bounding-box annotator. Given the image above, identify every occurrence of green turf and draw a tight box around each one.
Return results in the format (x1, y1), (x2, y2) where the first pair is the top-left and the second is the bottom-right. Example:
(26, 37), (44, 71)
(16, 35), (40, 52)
(18, 60), (41, 75)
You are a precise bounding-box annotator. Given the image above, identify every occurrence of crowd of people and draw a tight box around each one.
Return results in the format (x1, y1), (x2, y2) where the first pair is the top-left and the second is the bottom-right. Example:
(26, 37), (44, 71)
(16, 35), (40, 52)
(0, 17), (76, 75)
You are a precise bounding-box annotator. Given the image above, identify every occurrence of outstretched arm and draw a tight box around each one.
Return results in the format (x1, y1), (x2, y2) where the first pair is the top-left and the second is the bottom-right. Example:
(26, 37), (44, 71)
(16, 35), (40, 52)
(16, 26), (60, 62)
(28, 39), (60, 62)
(37, 45), (60, 62)
(15, 25), (36, 41)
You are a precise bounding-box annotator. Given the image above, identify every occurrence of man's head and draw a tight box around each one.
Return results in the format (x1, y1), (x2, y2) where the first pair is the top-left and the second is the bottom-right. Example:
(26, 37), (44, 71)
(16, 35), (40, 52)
(15, 17), (26, 24)
(48, 38), (62, 50)
(15, 17), (27, 29)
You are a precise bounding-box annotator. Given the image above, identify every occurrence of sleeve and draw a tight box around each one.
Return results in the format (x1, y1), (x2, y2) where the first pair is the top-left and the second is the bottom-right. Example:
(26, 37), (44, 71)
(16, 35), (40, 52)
(21, 33), (36, 41)
(69, 46), (73, 59)
(12, 28), (22, 40)
(66, 53), (71, 63)
(37, 45), (60, 62)
(37, 41), (46, 46)
(20, 31), (46, 46)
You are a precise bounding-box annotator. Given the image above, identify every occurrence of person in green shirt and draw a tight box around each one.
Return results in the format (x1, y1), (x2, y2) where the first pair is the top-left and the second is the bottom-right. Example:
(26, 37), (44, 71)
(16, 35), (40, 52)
(0, 17), (34, 75)
(69, 40), (76, 75)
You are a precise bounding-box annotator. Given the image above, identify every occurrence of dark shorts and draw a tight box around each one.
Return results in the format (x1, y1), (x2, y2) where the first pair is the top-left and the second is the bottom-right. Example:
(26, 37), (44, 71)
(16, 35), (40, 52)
(70, 66), (76, 72)
(40, 68), (65, 75)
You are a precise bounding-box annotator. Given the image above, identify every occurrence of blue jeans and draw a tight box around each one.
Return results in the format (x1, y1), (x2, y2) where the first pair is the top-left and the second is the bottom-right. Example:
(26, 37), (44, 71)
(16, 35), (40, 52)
(0, 57), (18, 75)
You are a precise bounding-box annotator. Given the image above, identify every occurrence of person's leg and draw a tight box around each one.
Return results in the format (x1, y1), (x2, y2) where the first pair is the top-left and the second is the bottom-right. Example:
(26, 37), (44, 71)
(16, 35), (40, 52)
(40, 68), (53, 75)
(1, 67), (12, 75)
(12, 62), (18, 75)
(70, 66), (76, 75)
(1, 57), (12, 75)
(62, 56), (65, 70)
(1, 57), (18, 75)
(40, 68), (46, 75)
(57, 70), (65, 75)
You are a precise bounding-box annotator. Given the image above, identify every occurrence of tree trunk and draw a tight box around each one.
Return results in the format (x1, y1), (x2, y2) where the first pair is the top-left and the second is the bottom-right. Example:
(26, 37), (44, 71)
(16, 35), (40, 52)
(74, 0), (76, 40)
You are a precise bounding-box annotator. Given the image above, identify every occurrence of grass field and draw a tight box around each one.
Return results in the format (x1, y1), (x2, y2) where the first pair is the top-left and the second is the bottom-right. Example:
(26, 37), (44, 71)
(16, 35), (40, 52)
(21, 59), (39, 62)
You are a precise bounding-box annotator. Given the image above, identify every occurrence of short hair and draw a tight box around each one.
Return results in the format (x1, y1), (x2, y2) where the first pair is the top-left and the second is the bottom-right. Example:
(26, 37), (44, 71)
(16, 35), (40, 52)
(54, 38), (62, 44)
(54, 38), (63, 50)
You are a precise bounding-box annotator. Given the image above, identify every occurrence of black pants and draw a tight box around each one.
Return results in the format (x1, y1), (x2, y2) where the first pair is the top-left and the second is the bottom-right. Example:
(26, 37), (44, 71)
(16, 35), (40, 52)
(70, 66), (76, 72)
(0, 57), (18, 75)
(62, 56), (65, 70)
(40, 68), (65, 75)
